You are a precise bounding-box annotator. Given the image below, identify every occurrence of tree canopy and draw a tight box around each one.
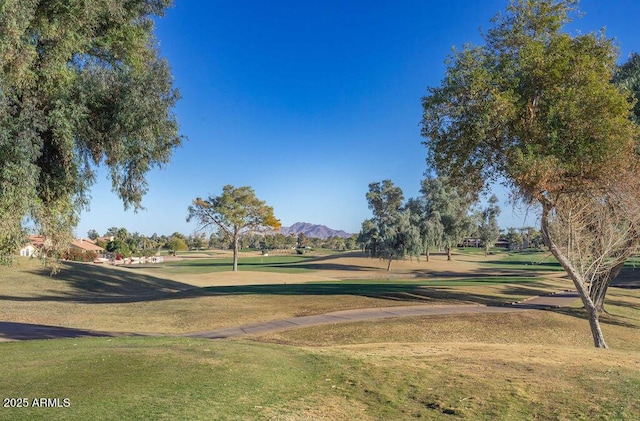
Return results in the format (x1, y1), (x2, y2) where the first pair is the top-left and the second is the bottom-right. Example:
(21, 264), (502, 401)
(187, 185), (281, 271)
(0, 0), (182, 264)
(477, 195), (501, 257)
(419, 176), (475, 261)
(421, 0), (640, 348)
(613, 53), (640, 124)
(361, 180), (422, 270)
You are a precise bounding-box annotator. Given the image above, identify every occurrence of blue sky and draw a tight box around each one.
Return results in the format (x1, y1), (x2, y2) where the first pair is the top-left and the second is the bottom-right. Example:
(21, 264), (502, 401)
(75, 0), (640, 238)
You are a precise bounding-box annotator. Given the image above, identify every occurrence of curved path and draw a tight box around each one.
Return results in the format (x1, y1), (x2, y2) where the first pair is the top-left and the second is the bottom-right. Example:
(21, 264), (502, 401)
(185, 291), (579, 339)
(0, 291), (579, 342)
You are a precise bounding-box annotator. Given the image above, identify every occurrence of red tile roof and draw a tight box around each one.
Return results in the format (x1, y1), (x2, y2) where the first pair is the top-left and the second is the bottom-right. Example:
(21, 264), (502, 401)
(70, 238), (104, 252)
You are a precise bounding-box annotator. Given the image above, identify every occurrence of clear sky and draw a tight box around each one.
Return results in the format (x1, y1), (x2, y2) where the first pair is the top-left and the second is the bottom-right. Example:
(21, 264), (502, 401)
(75, 0), (640, 238)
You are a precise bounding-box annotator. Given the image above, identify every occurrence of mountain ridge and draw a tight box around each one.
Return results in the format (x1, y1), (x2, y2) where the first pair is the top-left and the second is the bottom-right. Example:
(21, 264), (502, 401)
(280, 222), (353, 239)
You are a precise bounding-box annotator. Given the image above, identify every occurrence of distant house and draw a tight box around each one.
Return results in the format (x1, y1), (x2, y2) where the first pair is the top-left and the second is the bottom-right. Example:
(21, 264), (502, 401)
(70, 238), (105, 254)
(18, 235), (46, 258)
(460, 238), (482, 247)
(494, 238), (510, 249)
(19, 244), (36, 257)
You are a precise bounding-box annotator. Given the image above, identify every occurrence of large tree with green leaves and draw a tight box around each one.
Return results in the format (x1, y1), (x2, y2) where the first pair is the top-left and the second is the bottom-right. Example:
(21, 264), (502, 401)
(614, 53), (640, 123)
(0, 1), (182, 265)
(187, 185), (281, 271)
(421, 0), (640, 348)
(477, 195), (501, 257)
(420, 176), (475, 261)
(363, 180), (422, 271)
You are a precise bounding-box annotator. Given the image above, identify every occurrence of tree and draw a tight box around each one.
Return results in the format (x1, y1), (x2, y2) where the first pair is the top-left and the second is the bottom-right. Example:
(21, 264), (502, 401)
(166, 236), (188, 254)
(477, 195), (501, 256)
(504, 228), (523, 250)
(187, 185), (281, 271)
(420, 176), (475, 261)
(358, 218), (380, 256)
(420, 0), (640, 348)
(614, 53), (640, 123)
(0, 1), (182, 266)
(363, 180), (422, 270)
(405, 197), (443, 262)
(297, 232), (308, 248)
(86, 229), (99, 241)
(106, 239), (131, 258)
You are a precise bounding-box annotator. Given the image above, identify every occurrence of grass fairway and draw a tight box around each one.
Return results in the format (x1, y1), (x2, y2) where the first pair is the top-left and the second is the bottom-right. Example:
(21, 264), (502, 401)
(2, 251), (640, 419)
(161, 254), (319, 274)
(2, 335), (639, 420)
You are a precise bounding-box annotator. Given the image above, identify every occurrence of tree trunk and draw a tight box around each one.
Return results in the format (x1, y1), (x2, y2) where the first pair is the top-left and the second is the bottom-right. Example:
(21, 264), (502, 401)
(232, 233), (239, 272)
(387, 256), (393, 271)
(591, 247), (636, 313)
(541, 204), (608, 348)
(446, 245), (452, 261)
(425, 246), (430, 262)
(484, 244), (489, 257)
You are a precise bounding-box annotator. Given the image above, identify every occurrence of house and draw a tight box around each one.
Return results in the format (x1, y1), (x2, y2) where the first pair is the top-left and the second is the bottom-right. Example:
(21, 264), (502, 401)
(70, 238), (105, 254)
(19, 244), (36, 257)
(18, 235), (46, 258)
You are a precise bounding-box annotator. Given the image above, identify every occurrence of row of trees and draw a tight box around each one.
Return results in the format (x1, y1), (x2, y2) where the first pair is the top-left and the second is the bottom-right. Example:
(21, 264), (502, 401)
(86, 227), (196, 258)
(358, 177), (518, 270)
(87, 224), (360, 259)
(209, 231), (359, 252)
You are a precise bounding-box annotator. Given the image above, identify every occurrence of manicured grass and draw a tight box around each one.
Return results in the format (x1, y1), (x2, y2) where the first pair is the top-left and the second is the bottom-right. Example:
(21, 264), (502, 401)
(1, 258), (571, 335)
(161, 254), (318, 274)
(1, 335), (639, 420)
(0, 337), (339, 420)
(480, 250), (563, 272)
(2, 252), (639, 419)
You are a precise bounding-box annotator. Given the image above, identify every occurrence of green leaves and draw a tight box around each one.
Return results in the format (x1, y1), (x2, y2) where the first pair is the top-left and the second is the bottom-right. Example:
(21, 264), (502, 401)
(421, 0), (640, 348)
(0, 1), (181, 263)
(421, 0), (638, 204)
(187, 185), (281, 271)
(362, 180), (423, 269)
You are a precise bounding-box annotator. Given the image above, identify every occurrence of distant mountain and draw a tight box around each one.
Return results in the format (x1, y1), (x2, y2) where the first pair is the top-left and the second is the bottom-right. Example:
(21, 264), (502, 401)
(280, 222), (353, 239)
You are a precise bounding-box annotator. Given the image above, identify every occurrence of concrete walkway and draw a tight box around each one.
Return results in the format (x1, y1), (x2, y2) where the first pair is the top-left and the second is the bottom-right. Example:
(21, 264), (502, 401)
(185, 291), (580, 339)
(0, 291), (580, 342)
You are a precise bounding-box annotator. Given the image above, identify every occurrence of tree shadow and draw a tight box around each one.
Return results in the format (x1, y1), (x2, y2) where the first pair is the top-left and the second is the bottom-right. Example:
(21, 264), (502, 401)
(0, 321), (121, 341)
(409, 266), (554, 279)
(603, 299), (640, 311)
(612, 266), (640, 289)
(0, 262), (195, 303)
(164, 252), (384, 272)
(481, 259), (563, 271)
(550, 307), (639, 329)
(0, 261), (576, 310)
(170, 280), (553, 307)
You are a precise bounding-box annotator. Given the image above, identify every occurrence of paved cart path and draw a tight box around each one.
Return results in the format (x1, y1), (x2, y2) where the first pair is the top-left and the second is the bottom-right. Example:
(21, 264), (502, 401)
(185, 291), (580, 339)
(0, 291), (580, 342)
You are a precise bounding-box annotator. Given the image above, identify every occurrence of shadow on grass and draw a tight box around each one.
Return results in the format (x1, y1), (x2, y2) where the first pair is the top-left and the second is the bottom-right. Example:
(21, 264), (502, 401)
(551, 307), (639, 330)
(612, 266), (640, 289)
(0, 260), (553, 307)
(151, 278), (551, 309)
(163, 252), (382, 273)
(0, 262), (194, 303)
(481, 259), (563, 271)
(0, 321), (123, 341)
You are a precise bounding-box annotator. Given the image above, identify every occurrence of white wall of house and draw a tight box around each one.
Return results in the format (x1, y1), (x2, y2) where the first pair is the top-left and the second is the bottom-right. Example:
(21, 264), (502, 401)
(19, 244), (36, 257)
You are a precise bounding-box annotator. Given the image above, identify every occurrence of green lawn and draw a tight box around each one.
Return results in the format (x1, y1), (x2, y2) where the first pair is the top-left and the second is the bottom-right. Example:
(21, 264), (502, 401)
(2, 252), (639, 419)
(2, 333), (639, 420)
(161, 254), (318, 274)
